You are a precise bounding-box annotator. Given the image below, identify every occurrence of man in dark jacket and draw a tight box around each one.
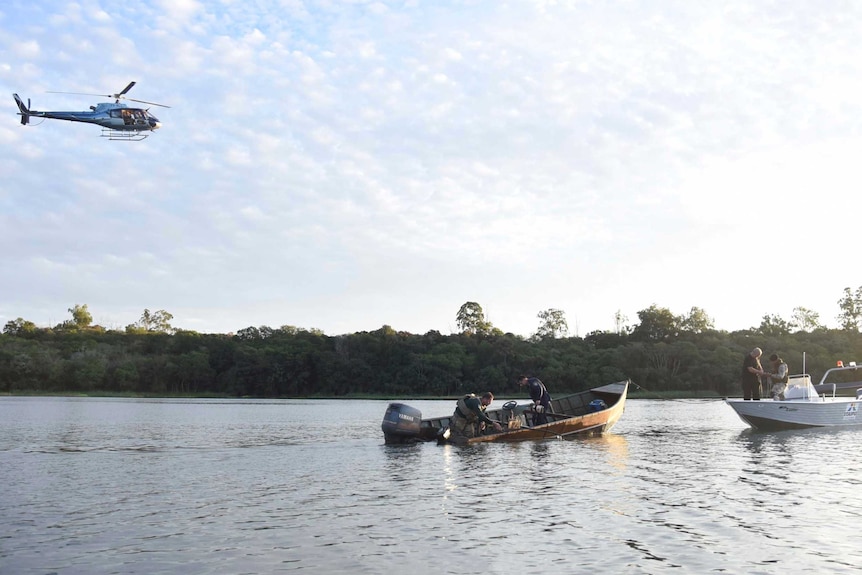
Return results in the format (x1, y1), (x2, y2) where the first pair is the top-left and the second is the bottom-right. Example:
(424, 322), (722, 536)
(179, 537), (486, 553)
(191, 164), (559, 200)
(741, 347), (766, 400)
(518, 375), (552, 425)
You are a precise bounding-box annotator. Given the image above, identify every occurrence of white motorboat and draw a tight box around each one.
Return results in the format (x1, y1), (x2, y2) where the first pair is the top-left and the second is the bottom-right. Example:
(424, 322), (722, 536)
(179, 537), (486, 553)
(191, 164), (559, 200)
(726, 374), (862, 431)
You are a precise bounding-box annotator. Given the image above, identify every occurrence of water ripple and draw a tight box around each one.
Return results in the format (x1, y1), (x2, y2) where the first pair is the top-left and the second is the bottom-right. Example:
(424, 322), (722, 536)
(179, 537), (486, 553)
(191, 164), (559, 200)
(2, 397), (862, 573)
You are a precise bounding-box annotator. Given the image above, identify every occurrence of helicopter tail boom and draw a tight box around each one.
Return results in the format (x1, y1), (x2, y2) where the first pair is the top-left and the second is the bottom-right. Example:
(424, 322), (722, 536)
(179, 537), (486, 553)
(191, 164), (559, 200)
(13, 94), (30, 125)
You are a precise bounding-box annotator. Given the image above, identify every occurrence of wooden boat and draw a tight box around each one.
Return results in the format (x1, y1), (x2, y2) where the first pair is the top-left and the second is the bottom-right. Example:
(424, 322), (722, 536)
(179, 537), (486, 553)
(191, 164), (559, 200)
(813, 361), (862, 397)
(726, 373), (862, 431)
(382, 380), (629, 445)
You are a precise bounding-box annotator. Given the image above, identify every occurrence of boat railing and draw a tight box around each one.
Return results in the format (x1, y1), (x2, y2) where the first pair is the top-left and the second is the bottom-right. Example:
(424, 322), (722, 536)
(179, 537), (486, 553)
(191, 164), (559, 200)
(817, 363), (862, 394)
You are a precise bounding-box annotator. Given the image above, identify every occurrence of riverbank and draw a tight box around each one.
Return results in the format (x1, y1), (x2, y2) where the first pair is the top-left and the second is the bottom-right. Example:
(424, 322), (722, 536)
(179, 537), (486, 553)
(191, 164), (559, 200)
(0, 389), (724, 400)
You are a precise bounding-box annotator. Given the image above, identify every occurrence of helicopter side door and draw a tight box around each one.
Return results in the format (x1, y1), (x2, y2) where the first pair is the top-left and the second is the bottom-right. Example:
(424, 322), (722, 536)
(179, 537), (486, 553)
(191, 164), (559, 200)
(108, 109), (134, 128)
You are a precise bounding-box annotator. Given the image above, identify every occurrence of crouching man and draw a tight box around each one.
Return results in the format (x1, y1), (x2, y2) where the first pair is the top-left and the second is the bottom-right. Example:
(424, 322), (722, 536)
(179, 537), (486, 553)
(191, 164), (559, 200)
(450, 392), (503, 440)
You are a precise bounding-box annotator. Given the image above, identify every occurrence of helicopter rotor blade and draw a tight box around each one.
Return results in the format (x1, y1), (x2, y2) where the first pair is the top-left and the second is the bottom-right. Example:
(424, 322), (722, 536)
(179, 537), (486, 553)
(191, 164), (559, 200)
(117, 81), (136, 97)
(45, 83), (169, 107)
(47, 91), (112, 97)
(125, 97), (171, 109)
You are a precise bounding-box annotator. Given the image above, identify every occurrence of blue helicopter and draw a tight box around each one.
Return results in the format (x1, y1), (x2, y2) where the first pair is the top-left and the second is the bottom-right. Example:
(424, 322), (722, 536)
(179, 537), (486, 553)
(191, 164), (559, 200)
(13, 81), (169, 141)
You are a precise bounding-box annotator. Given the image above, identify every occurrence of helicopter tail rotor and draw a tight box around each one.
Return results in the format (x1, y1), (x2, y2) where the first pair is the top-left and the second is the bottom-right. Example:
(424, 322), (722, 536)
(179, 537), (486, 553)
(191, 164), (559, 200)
(13, 94), (30, 125)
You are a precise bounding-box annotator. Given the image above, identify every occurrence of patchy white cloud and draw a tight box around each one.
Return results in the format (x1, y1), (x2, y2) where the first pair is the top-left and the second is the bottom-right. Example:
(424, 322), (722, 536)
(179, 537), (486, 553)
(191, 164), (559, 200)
(13, 40), (40, 58)
(154, 0), (202, 29)
(3, 0), (862, 336)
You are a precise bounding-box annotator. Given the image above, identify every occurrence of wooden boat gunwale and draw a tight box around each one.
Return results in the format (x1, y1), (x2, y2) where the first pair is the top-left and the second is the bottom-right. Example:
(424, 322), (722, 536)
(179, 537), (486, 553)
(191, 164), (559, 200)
(418, 379), (630, 444)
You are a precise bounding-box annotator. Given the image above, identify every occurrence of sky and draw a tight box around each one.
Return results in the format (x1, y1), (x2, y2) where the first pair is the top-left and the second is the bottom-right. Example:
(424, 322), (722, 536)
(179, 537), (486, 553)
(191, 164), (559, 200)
(2, 1), (862, 338)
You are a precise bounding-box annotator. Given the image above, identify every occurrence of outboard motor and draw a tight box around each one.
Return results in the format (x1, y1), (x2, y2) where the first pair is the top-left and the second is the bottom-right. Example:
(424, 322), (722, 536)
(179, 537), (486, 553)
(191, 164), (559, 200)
(381, 403), (422, 444)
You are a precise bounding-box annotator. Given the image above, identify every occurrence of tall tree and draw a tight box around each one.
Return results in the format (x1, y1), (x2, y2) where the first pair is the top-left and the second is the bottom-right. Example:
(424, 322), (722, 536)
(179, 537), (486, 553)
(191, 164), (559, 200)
(613, 310), (629, 335)
(534, 308), (569, 340)
(837, 286), (862, 331)
(236, 326), (262, 340)
(631, 305), (680, 341)
(757, 314), (792, 336)
(127, 309), (175, 334)
(3, 318), (37, 336)
(791, 307), (823, 332)
(680, 306), (714, 334)
(456, 302), (492, 335)
(68, 304), (93, 328)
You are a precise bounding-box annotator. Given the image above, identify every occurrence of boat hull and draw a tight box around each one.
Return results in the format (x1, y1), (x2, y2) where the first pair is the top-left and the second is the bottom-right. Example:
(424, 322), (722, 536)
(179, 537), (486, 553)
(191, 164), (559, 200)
(726, 398), (862, 431)
(389, 380), (629, 445)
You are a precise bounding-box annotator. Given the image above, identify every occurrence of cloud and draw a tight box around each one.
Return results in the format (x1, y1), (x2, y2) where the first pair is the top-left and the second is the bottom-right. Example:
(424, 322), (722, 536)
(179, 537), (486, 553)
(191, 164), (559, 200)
(4, 1), (862, 335)
(154, 0), (202, 30)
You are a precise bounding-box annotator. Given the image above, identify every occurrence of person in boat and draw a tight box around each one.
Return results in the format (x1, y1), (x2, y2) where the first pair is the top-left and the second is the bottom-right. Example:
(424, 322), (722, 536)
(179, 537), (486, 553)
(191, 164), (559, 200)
(518, 375), (552, 424)
(766, 354), (789, 400)
(741, 347), (767, 400)
(450, 392), (503, 439)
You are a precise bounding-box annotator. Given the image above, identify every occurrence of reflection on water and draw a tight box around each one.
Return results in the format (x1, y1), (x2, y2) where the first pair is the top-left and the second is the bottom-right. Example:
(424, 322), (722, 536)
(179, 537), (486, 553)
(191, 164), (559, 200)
(2, 397), (862, 574)
(598, 433), (629, 470)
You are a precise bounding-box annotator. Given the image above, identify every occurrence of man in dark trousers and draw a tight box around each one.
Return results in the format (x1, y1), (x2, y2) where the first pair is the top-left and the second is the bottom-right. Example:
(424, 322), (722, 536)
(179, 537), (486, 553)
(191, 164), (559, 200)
(741, 347), (766, 400)
(518, 375), (552, 425)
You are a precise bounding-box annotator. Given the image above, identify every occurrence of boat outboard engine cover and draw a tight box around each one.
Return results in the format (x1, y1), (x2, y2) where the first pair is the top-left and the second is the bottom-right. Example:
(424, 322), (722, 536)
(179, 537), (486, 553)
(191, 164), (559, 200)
(382, 403), (422, 444)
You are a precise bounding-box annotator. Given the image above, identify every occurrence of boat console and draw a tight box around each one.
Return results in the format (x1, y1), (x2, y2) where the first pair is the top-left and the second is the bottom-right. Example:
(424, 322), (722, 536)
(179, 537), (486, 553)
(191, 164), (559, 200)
(782, 374), (819, 400)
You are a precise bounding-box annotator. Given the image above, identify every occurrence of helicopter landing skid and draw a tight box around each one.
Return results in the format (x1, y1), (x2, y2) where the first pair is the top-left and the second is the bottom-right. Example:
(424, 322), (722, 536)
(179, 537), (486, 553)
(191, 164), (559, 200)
(101, 128), (149, 141)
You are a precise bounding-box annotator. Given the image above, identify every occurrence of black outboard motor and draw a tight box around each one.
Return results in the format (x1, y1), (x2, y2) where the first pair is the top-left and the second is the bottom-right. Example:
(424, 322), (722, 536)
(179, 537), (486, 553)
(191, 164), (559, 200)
(381, 403), (423, 444)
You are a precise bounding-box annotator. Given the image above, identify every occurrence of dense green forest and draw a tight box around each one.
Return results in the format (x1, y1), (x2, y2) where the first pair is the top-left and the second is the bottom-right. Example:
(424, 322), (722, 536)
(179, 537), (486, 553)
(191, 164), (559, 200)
(3, 292), (862, 398)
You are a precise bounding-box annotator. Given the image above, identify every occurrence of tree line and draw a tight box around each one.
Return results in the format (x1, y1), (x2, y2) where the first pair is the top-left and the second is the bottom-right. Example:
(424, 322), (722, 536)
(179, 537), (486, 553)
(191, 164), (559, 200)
(3, 291), (862, 397)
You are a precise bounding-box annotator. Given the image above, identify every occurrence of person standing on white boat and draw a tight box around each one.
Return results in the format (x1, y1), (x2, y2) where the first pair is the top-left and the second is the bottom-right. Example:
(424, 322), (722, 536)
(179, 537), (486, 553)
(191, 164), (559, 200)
(766, 354), (789, 400)
(741, 347), (767, 400)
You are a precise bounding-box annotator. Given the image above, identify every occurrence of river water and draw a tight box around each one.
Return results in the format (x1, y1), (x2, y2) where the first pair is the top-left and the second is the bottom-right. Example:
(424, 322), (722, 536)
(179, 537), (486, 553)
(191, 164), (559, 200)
(1, 396), (860, 574)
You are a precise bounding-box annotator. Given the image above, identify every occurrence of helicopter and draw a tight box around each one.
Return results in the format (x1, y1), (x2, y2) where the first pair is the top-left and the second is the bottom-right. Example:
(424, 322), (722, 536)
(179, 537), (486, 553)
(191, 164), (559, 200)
(12, 81), (169, 141)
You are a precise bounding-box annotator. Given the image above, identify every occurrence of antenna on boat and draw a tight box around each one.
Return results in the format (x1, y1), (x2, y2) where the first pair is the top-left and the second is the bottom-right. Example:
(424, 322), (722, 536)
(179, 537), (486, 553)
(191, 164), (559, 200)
(802, 351), (806, 375)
